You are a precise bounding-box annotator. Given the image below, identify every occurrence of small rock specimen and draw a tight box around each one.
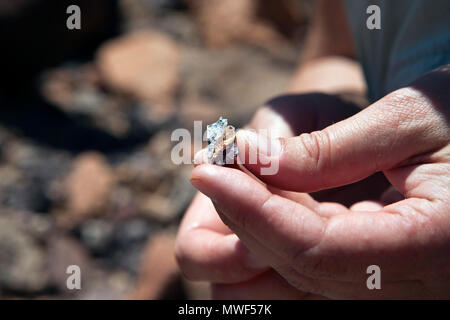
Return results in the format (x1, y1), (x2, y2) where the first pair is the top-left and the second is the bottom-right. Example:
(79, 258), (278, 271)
(64, 152), (114, 219)
(129, 232), (179, 300)
(96, 30), (180, 105)
(207, 117), (238, 165)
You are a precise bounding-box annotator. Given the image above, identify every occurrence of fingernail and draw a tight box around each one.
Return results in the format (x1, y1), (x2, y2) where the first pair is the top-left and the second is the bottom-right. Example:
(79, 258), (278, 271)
(245, 252), (270, 270)
(194, 148), (208, 165)
(239, 130), (281, 158)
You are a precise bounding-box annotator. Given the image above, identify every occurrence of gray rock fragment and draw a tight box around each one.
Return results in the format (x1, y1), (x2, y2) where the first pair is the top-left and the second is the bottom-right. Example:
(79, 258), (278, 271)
(207, 117), (238, 165)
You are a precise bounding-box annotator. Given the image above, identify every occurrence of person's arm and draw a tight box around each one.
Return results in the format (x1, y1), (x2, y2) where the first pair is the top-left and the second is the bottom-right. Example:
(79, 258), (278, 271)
(288, 0), (366, 94)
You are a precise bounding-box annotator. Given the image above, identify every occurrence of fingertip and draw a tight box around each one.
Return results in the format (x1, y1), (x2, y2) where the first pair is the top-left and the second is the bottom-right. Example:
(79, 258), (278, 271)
(191, 163), (218, 179)
(190, 164), (219, 194)
(194, 148), (208, 166)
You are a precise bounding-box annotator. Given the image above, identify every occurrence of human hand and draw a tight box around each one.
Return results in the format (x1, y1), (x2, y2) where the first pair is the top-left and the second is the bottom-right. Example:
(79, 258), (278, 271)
(176, 93), (383, 299)
(188, 67), (450, 299)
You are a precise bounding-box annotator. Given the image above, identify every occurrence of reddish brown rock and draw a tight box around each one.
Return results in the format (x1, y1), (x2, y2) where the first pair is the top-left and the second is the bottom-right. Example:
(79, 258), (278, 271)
(186, 0), (275, 48)
(46, 233), (95, 292)
(185, 0), (308, 49)
(96, 30), (180, 105)
(129, 233), (180, 299)
(64, 152), (114, 219)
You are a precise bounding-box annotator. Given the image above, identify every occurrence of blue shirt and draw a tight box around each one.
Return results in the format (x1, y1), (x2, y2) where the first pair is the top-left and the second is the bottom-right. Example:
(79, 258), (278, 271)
(344, 0), (450, 102)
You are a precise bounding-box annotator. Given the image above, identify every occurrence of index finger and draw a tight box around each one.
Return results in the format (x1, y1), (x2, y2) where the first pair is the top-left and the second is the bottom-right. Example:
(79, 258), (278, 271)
(190, 164), (326, 265)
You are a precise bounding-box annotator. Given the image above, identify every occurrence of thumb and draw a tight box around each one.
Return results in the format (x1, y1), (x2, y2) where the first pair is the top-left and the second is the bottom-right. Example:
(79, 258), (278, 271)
(237, 87), (448, 192)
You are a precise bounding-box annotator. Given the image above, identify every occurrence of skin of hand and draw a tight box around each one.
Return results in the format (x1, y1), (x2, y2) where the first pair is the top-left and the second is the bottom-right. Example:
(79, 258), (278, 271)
(181, 67), (450, 299)
(176, 93), (391, 299)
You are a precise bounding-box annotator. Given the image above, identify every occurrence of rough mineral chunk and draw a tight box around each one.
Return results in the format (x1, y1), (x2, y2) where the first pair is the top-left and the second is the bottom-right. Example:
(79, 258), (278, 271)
(207, 117), (238, 165)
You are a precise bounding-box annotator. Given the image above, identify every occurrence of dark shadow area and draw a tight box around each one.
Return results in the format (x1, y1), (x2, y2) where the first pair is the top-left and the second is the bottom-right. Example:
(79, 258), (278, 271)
(264, 92), (392, 204)
(311, 172), (390, 207)
(0, 93), (158, 153)
(263, 92), (365, 135)
(0, 0), (120, 97)
(410, 65), (450, 124)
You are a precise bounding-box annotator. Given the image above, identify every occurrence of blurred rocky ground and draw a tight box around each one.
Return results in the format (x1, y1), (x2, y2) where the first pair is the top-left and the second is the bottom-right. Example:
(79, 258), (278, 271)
(0, 0), (311, 299)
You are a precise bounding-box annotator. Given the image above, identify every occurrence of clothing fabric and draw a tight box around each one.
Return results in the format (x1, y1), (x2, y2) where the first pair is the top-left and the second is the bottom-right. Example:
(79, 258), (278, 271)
(344, 0), (450, 101)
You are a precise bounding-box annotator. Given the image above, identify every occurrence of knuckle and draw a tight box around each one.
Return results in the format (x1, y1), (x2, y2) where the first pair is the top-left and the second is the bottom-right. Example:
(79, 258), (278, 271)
(298, 130), (332, 172)
(300, 131), (329, 167)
